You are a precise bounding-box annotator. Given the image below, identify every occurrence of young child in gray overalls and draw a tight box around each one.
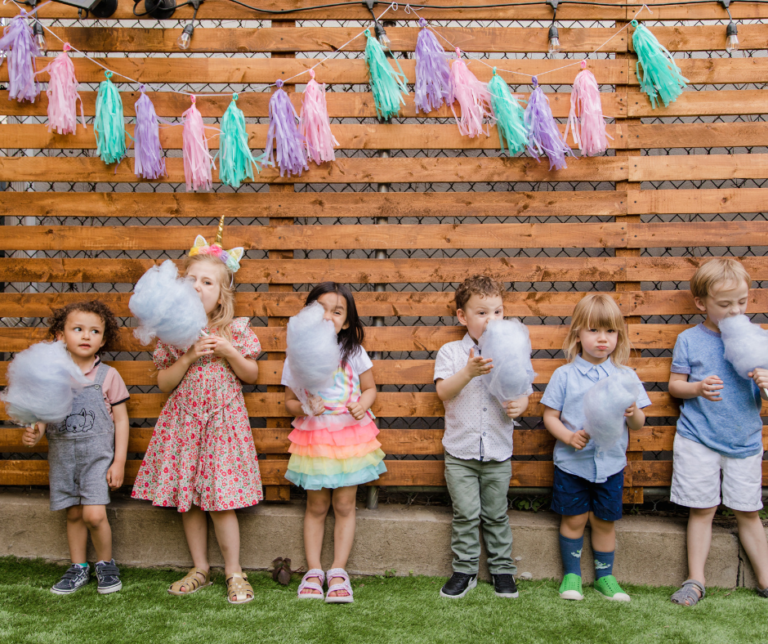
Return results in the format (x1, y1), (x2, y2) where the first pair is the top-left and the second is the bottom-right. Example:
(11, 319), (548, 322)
(23, 301), (129, 596)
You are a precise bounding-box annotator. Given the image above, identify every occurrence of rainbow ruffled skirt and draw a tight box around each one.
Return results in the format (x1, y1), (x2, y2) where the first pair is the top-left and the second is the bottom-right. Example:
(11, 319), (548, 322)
(285, 413), (387, 490)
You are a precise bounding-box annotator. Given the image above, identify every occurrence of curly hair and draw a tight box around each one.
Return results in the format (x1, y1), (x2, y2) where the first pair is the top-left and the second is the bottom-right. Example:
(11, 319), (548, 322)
(454, 275), (504, 312)
(48, 300), (120, 353)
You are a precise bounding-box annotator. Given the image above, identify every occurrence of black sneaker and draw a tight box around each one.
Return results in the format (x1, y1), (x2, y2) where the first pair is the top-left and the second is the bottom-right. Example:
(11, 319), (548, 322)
(51, 564), (90, 595)
(492, 574), (519, 599)
(439, 572), (477, 599)
(95, 559), (122, 595)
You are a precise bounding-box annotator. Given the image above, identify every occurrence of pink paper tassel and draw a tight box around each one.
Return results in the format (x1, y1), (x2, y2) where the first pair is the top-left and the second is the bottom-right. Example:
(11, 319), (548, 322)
(447, 48), (494, 138)
(41, 43), (84, 136)
(565, 61), (611, 157)
(300, 70), (338, 165)
(182, 96), (213, 192)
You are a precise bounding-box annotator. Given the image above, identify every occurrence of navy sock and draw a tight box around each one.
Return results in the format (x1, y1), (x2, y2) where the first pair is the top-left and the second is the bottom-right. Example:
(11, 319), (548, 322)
(593, 549), (615, 580)
(558, 534), (583, 578)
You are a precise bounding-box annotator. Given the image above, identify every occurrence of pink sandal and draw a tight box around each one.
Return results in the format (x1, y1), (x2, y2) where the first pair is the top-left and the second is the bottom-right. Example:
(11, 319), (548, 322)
(325, 568), (354, 604)
(298, 569), (325, 600)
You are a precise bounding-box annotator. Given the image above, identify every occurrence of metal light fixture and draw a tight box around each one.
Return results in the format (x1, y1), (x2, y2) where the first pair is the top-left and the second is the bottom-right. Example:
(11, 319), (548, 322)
(176, 0), (202, 50)
(547, 0), (561, 55)
(364, 0), (392, 53)
(720, 0), (739, 53)
(32, 21), (47, 54)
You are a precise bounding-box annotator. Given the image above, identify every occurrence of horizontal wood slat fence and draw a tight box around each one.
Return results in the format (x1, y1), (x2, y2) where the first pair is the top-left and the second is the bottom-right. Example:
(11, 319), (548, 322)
(1, 0), (767, 505)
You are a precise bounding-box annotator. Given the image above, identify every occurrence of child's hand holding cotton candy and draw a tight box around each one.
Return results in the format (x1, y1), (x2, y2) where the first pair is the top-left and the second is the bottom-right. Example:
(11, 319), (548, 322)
(1, 341), (90, 426)
(478, 319), (536, 405)
(583, 369), (639, 452)
(719, 314), (768, 397)
(129, 260), (208, 349)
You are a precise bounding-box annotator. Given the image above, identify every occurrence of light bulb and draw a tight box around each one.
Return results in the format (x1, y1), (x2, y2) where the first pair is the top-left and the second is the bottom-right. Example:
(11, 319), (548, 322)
(177, 23), (194, 50)
(548, 24), (561, 55)
(33, 23), (47, 55)
(374, 23), (391, 51)
(726, 21), (739, 53)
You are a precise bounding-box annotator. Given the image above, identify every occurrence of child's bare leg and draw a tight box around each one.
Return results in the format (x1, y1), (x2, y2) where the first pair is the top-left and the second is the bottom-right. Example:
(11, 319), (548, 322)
(82, 505), (111, 562)
(734, 510), (768, 589)
(328, 485), (357, 598)
(561, 512), (589, 539)
(66, 505), (88, 563)
(182, 505), (210, 573)
(302, 489), (331, 595)
(588, 513), (616, 552)
(209, 509), (242, 577)
(687, 506), (717, 593)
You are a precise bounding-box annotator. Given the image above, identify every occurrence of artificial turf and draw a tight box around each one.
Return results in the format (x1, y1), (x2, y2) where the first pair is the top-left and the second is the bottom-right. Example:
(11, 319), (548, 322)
(1, 557), (766, 644)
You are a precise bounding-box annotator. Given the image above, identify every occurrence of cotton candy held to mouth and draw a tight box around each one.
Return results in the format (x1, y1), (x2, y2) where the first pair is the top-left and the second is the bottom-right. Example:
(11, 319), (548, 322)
(286, 301), (341, 397)
(583, 369), (639, 452)
(478, 319), (536, 405)
(719, 315), (768, 397)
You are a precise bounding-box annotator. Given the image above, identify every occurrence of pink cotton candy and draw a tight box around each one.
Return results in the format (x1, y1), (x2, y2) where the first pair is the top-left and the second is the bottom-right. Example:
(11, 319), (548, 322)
(565, 61), (611, 157)
(41, 44), (83, 136)
(300, 69), (338, 165)
(447, 48), (493, 138)
(181, 96), (213, 192)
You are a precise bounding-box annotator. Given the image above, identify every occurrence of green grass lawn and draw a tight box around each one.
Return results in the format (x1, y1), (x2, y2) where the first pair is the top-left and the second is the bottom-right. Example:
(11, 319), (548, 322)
(1, 557), (766, 644)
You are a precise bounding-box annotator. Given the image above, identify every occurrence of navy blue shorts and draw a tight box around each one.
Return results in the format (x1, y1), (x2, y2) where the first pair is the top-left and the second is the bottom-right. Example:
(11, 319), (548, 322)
(551, 466), (624, 522)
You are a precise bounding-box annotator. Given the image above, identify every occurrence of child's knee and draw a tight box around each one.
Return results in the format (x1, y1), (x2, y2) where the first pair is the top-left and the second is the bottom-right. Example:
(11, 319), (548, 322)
(332, 495), (356, 518)
(734, 509), (761, 522)
(561, 513), (589, 532)
(82, 506), (108, 530)
(306, 495), (331, 518)
(66, 505), (83, 522)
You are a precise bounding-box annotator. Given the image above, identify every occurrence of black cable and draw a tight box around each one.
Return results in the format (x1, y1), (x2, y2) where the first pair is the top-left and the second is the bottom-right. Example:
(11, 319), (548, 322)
(132, 0), (195, 17)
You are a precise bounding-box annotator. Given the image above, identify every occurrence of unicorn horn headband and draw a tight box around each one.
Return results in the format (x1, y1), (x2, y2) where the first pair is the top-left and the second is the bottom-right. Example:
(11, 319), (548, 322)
(188, 214), (244, 273)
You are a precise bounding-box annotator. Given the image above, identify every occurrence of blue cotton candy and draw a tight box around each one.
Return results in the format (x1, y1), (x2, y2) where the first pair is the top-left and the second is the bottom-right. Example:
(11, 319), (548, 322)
(583, 369), (639, 452)
(719, 314), (768, 380)
(479, 319), (536, 405)
(1, 341), (89, 425)
(129, 260), (207, 348)
(286, 301), (340, 396)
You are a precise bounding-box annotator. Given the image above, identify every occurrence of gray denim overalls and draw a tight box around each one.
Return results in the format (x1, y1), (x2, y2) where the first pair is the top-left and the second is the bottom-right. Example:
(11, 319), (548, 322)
(46, 363), (115, 511)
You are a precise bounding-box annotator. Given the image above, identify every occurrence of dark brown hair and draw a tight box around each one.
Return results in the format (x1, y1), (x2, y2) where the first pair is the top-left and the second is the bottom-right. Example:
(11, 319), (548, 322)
(455, 275), (504, 312)
(48, 300), (120, 353)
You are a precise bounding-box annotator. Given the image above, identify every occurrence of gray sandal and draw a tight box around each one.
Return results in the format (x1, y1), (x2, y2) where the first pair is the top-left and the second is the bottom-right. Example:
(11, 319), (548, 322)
(670, 579), (705, 606)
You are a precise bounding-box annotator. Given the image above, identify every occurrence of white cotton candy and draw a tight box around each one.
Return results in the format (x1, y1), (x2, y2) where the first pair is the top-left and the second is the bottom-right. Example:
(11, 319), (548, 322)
(583, 369), (639, 452)
(478, 319), (536, 404)
(1, 341), (90, 426)
(719, 314), (768, 380)
(286, 301), (341, 395)
(129, 260), (207, 348)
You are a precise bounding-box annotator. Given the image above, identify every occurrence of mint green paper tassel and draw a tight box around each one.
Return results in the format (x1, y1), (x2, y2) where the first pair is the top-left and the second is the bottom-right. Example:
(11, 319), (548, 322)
(94, 71), (126, 164)
(488, 68), (529, 156)
(632, 20), (688, 109)
(364, 29), (408, 120)
(218, 93), (261, 188)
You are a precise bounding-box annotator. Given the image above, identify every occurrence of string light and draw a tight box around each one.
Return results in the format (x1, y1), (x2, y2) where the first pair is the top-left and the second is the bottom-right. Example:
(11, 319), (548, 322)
(365, 0), (393, 52)
(547, 0), (561, 55)
(721, 0), (739, 53)
(176, 0), (203, 50)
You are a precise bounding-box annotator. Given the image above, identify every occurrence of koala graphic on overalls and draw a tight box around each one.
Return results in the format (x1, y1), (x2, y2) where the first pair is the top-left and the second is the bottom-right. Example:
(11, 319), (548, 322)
(46, 363), (116, 512)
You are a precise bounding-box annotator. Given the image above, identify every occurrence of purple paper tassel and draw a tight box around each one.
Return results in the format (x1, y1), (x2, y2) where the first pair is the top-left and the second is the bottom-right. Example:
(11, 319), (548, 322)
(414, 18), (451, 114)
(259, 80), (308, 178)
(524, 77), (574, 171)
(0, 11), (40, 103)
(133, 87), (166, 180)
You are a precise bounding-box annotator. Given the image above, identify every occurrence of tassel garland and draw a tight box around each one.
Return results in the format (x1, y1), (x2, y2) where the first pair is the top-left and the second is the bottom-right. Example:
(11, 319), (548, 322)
(182, 95), (213, 191)
(525, 77), (574, 171)
(133, 86), (166, 180)
(0, 11), (40, 103)
(42, 43), (83, 135)
(487, 68), (528, 156)
(565, 61), (610, 156)
(364, 28), (408, 120)
(261, 80), (308, 178)
(219, 93), (261, 188)
(414, 18), (451, 114)
(300, 70), (338, 165)
(632, 20), (688, 109)
(447, 48), (494, 138)
(94, 71), (126, 165)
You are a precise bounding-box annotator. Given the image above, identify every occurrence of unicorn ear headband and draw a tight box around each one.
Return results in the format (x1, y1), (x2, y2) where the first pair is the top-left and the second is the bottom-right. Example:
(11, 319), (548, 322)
(188, 215), (244, 275)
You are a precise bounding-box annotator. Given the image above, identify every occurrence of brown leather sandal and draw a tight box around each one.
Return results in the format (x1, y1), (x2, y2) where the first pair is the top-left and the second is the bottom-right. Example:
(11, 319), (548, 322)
(226, 572), (255, 605)
(168, 567), (212, 596)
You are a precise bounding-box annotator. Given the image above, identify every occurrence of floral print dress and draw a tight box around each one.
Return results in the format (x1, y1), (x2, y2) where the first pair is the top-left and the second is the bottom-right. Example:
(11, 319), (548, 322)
(132, 317), (263, 512)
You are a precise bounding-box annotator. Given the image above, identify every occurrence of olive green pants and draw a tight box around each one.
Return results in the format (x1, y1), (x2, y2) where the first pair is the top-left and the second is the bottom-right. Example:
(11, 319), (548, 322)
(444, 453), (516, 575)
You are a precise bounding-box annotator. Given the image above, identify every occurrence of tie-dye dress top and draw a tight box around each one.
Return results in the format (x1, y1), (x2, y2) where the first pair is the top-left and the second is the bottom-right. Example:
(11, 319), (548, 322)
(281, 347), (386, 490)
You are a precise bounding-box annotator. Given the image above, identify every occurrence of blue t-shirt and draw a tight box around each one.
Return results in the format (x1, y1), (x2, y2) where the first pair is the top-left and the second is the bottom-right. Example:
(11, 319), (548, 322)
(671, 324), (763, 458)
(541, 355), (652, 484)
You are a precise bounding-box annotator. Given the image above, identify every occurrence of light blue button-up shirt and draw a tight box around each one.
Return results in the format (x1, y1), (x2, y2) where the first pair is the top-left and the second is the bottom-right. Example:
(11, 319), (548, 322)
(540, 355), (652, 483)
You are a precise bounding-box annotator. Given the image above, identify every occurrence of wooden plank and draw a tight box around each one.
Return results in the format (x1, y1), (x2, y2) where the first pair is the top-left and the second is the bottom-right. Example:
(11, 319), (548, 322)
(632, 25), (768, 52)
(629, 155), (768, 182)
(629, 188), (768, 216)
(627, 90), (768, 118)
(625, 257), (768, 282)
(630, 289), (768, 316)
(630, 123), (768, 150)
(0, 90), (626, 120)
(634, 0), (768, 21)
(628, 222), (768, 248)
(0, 222), (629, 251)
(633, 58), (768, 85)
(0, 190), (627, 220)
(0, 156), (630, 185)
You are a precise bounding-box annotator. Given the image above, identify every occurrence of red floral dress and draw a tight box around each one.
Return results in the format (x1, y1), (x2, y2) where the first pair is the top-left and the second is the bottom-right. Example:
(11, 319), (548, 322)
(132, 318), (263, 512)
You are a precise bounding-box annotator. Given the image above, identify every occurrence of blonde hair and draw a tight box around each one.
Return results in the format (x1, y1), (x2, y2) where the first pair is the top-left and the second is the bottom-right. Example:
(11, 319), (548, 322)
(690, 258), (751, 300)
(563, 293), (631, 366)
(183, 254), (235, 340)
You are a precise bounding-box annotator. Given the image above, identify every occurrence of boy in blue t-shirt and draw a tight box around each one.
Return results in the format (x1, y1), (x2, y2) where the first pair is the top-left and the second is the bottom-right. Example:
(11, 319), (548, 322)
(669, 258), (768, 606)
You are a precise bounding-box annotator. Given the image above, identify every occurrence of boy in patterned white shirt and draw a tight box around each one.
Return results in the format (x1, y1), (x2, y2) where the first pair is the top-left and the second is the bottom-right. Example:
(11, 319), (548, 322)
(434, 275), (531, 599)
